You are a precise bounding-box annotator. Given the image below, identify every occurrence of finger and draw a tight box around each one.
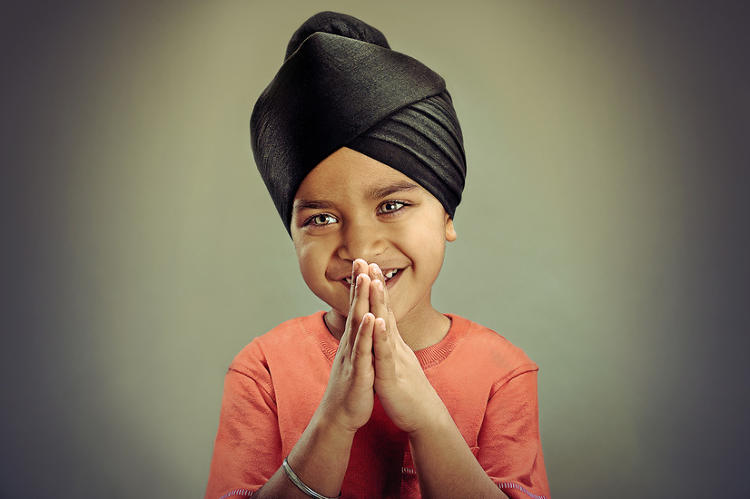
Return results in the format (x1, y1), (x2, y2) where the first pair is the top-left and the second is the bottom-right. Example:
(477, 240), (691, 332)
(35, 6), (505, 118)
(349, 259), (365, 307)
(381, 270), (391, 312)
(368, 262), (381, 282)
(344, 260), (367, 330)
(373, 317), (395, 380)
(348, 272), (371, 350)
(368, 263), (391, 316)
(370, 263), (391, 311)
(351, 312), (374, 376)
(369, 278), (388, 325)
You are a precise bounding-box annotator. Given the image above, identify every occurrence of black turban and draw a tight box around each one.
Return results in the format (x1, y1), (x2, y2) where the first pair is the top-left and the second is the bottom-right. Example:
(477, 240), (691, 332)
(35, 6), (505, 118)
(250, 11), (467, 234)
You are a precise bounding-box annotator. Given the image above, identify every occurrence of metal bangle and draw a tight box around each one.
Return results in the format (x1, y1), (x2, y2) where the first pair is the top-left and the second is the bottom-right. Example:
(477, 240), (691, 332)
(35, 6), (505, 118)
(281, 457), (341, 499)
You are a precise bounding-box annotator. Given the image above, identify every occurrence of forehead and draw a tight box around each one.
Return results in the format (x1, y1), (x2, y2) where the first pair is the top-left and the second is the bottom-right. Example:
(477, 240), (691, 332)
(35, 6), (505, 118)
(294, 147), (422, 201)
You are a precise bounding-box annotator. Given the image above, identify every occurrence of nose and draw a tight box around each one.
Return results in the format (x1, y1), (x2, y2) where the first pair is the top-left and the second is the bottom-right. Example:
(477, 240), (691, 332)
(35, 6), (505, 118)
(336, 218), (387, 262)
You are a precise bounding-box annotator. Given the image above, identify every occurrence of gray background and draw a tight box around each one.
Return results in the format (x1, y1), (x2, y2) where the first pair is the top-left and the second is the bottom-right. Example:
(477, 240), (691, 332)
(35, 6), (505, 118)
(3, 1), (749, 497)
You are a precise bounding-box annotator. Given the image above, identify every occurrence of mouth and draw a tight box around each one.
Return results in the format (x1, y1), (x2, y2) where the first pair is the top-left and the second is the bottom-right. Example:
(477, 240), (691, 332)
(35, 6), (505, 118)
(340, 267), (405, 289)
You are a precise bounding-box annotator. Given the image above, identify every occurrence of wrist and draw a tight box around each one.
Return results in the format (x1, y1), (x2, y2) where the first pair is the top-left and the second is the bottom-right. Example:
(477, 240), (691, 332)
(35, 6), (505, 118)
(311, 406), (361, 439)
(407, 399), (453, 441)
(282, 457), (341, 499)
(284, 410), (357, 498)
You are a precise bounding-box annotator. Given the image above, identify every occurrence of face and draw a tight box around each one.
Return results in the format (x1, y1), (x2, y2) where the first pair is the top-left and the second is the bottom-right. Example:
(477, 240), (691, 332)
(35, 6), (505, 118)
(290, 147), (457, 323)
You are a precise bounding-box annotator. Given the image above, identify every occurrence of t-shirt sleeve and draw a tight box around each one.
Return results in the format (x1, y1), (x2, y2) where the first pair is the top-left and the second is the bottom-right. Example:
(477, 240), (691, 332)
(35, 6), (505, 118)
(204, 344), (282, 499)
(477, 365), (551, 499)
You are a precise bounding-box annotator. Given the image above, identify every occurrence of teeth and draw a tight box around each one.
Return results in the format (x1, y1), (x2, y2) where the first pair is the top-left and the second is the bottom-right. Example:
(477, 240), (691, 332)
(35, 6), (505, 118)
(343, 268), (400, 285)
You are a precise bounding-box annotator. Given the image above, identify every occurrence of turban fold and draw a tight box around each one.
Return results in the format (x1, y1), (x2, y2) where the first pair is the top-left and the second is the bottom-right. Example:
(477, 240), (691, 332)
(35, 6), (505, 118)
(250, 11), (467, 233)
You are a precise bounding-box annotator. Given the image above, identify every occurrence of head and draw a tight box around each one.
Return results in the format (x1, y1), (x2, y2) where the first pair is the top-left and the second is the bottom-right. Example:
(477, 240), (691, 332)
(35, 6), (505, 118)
(250, 12), (467, 322)
(290, 147), (456, 323)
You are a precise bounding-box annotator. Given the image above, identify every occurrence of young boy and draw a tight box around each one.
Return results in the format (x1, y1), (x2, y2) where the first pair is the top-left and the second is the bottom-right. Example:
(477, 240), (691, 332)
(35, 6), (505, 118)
(206, 11), (550, 499)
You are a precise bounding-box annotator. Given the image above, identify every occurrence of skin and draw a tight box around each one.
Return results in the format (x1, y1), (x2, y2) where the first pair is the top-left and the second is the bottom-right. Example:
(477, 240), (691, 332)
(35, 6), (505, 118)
(290, 147), (455, 351)
(254, 147), (508, 498)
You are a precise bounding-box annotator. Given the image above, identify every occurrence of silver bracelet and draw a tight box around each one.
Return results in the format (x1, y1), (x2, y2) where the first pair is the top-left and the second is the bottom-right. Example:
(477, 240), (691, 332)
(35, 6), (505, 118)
(281, 457), (341, 499)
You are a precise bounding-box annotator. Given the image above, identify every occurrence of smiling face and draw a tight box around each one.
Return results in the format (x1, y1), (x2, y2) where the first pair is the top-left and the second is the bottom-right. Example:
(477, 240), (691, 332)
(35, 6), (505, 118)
(290, 147), (457, 324)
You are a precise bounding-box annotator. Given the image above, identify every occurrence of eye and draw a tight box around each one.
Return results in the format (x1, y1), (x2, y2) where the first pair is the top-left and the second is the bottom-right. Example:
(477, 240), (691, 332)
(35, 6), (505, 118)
(378, 200), (407, 215)
(305, 213), (338, 226)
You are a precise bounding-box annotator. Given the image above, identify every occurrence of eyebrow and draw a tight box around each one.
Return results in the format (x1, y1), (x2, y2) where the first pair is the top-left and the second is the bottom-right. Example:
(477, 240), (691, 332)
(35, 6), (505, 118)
(366, 181), (419, 200)
(293, 199), (336, 211)
(293, 181), (419, 212)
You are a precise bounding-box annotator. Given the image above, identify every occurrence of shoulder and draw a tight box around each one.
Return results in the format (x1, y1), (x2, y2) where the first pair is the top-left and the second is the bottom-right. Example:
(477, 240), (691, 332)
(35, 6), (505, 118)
(446, 313), (539, 379)
(228, 311), (329, 379)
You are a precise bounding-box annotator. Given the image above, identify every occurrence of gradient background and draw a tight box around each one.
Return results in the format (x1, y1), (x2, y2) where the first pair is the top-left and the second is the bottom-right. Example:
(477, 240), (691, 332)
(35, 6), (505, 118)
(3, 1), (749, 497)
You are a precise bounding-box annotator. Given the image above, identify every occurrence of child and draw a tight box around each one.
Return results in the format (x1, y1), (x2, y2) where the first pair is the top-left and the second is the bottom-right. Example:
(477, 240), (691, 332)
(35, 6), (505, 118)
(206, 11), (550, 499)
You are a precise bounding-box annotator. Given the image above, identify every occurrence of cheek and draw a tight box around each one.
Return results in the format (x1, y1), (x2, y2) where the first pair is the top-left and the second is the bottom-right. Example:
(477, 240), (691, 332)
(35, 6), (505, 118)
(295, 240), (339, 297)
(412, 212), (449, 247)
(397, 226), (446, 275)
(420, 219), (449, 270)
(295, 244), (322, 282)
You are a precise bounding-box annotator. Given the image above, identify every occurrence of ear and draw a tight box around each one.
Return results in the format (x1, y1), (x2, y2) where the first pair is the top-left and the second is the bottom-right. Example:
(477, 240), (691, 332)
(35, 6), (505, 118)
(444, 214), (457, 242)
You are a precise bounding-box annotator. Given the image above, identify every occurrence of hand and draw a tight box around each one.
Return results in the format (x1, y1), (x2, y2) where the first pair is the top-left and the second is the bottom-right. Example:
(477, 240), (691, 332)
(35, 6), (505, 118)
(367, 263), (447, 434)
(316, 259), (376, 433)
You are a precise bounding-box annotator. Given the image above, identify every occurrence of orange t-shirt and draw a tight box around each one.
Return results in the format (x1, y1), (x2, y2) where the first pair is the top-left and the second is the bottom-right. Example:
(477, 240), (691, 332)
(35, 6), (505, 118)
(205, 311), (550, 498)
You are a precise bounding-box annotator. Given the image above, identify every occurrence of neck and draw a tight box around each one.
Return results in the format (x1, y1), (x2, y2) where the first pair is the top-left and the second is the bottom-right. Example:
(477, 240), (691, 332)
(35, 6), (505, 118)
(324, 304), (451, 352)
(397, 305), (451, 351)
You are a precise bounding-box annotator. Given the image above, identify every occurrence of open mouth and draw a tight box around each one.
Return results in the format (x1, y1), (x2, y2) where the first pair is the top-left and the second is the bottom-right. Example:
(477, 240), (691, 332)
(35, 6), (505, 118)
(342, 268), (403, 288)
